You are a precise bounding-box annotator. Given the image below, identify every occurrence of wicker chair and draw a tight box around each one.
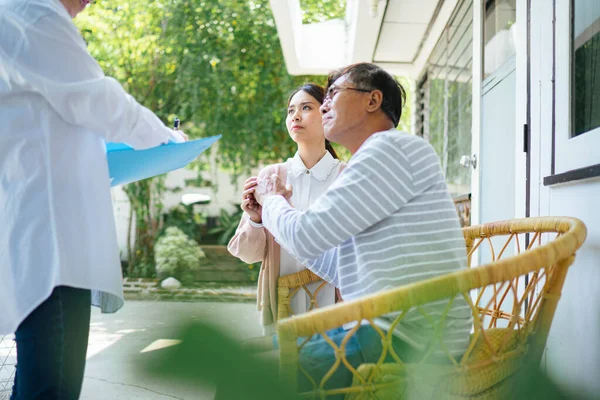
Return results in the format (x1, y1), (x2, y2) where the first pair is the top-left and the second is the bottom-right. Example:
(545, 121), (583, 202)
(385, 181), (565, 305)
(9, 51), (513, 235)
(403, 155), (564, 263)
(243, 269), (330, 354)
(276, 217), (587, 399)
(277, 269), (331, 321)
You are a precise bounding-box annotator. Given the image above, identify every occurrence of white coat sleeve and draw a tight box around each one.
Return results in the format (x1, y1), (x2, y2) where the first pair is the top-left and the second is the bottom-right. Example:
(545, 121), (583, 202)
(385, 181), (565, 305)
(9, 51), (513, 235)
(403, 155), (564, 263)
(2, 10), (178, 149)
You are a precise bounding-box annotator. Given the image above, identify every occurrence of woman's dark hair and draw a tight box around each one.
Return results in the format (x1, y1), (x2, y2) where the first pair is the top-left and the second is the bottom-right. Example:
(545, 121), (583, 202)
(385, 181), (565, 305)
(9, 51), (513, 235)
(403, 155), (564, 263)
(326, 63), (406, 127)
(287, 83), (339, 160)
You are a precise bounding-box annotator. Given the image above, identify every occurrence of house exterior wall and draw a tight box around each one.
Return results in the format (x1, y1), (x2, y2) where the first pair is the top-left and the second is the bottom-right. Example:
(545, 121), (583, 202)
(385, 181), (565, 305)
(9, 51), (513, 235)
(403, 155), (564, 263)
(543, 181), (600, 397)
(529, 0), (600, 395)
(419, 0), (599, 394)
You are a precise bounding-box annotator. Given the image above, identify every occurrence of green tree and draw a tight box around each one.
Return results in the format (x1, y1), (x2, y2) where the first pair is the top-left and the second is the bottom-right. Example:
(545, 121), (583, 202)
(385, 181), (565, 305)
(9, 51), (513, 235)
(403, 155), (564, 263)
(77, 0), (412, 277)
(300, 0), (346, 24)
(77, 0), (321, 277)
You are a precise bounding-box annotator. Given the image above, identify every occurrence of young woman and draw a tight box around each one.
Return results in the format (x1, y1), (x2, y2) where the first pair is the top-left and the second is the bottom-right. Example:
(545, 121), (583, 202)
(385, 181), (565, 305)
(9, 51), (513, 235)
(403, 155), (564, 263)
(228, 83), (345, 335)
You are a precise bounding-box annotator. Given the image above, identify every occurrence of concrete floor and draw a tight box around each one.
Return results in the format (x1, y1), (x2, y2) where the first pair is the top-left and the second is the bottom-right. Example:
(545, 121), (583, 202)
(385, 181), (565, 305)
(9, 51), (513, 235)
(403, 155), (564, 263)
(81, 301), (262, 400)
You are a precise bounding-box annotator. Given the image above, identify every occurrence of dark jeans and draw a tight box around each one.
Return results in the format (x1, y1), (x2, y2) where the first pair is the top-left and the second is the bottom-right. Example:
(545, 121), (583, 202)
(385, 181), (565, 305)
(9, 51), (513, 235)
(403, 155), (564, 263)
(297, 325), (419, 395)
(11, 286), (91, 400)
(215, 325), (421, 400)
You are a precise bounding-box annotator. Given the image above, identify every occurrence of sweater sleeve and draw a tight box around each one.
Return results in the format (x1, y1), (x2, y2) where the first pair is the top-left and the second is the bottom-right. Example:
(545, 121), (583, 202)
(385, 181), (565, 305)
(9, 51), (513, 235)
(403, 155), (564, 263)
(262, 136), (415, 261)
(227, 212), (267, 264)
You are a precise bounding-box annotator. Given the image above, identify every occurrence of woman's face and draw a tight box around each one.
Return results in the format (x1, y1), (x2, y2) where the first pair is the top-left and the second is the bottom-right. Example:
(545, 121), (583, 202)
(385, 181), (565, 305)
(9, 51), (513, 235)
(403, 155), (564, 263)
(60, 0), (90, 18)
(286, 90), (325, 145)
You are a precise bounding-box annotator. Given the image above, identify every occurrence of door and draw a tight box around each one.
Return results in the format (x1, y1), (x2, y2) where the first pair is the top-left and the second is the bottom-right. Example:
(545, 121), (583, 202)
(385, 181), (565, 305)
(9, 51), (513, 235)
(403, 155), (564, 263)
(467, 0), (528, 328)
(479, 62), (517, 228)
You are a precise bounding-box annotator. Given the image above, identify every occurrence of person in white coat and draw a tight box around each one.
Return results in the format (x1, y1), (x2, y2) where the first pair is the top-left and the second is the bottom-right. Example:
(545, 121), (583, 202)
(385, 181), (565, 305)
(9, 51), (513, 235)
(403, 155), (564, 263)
(0, 0), (187, 398)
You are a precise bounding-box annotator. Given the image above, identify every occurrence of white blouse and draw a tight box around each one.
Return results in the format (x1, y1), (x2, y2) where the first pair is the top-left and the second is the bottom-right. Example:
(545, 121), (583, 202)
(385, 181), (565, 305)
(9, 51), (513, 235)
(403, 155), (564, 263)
(279, 151), (342, 318)
(0, 0), (182, 334)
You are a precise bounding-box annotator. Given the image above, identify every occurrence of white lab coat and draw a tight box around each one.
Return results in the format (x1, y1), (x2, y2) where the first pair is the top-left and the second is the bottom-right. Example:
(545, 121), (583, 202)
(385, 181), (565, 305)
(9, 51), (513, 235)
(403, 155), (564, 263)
(0, 0), (182, 334)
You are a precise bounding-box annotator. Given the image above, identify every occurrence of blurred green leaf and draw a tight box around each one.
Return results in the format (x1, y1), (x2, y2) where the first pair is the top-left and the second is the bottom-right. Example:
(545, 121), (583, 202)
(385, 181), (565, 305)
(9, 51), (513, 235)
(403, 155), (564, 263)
(140, 321), (300, 400)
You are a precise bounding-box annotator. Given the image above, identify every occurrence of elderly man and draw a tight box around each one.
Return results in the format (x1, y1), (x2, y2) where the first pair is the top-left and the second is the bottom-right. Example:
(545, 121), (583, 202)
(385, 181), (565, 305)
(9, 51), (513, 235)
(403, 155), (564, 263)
(251, 63), (472, 390)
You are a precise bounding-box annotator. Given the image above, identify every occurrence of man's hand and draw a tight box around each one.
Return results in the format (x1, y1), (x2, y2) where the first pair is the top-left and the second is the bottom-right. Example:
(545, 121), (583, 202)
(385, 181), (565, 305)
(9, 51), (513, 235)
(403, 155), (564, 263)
(254, 174), (292, 206)
(240, 177), (262, 223)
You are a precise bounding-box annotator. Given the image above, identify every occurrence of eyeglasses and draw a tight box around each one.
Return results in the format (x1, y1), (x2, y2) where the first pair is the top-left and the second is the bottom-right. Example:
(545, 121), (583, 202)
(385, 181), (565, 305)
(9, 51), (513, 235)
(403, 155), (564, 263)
(323, 85), (373, 104)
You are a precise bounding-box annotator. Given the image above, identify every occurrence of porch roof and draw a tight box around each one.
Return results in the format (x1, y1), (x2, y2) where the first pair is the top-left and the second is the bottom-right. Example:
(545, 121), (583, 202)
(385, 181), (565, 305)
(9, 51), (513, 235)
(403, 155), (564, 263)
(269, 0), (459, 78)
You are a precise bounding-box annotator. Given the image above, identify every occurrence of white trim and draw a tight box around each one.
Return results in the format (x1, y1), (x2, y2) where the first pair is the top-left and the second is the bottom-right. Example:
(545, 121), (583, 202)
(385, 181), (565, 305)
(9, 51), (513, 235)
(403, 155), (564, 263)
(529, 0), (554, 218)
(268, 0), (302, 74)
(470, 0), (482, 232)
(347, 0), (387, 63)
(412, 0), (461, 79)
(554, 0), (600, 173)
(514, 0), (528, 220)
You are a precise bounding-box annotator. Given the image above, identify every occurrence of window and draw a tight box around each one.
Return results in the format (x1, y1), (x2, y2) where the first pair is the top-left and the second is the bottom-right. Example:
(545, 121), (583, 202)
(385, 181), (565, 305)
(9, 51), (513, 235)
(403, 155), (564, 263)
(415, 0), (473, 196)
(415, 75), (429, 140)
(572, 0), (600, 137)
(545, 0), (600, 183)
(483, 0), (517, 79)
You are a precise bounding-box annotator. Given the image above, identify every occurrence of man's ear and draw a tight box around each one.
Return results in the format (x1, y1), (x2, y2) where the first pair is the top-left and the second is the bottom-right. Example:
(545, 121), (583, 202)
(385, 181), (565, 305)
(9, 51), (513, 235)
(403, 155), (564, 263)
(365, 90), (384, 113)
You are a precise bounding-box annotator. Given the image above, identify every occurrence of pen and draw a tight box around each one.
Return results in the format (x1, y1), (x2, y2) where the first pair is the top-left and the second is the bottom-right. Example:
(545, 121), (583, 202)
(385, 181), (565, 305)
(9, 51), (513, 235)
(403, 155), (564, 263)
(174, 117), (180, 131)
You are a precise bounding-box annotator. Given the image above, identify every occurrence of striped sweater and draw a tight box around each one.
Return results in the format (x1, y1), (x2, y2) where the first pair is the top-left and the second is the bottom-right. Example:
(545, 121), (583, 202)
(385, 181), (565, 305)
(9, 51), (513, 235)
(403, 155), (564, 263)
(262, 129), (472, 357)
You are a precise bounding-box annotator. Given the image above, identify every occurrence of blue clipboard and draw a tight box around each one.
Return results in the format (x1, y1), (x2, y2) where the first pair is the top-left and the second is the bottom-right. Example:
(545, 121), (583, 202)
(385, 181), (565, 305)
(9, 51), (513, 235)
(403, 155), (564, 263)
(106, 135), (221, 187)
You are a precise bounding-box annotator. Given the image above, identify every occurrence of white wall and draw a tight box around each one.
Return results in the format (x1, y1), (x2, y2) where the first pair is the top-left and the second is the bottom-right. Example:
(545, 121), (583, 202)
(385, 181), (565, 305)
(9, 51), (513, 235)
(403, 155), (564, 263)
(544, 181), (600, 398)
(530, 0), (600, 396)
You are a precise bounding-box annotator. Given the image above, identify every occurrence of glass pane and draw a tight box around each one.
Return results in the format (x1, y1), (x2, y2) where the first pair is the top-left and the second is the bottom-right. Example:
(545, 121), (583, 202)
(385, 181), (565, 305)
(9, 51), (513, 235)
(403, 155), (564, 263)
(572, 0), (600, 137)
(483, 0), (516, 79)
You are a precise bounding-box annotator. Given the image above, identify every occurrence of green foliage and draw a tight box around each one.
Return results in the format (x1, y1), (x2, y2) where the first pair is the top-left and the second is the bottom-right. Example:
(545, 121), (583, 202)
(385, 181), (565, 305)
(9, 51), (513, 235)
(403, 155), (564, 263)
(78, 0), (321, 177)
(396, 75), (413, 133)
(300, 0), (346, 24)
(142, 322), (301, 399)
(78, 0), (413, 176)
(122, 176), (167, 278)
(76, 0), (413, 276)
(77, 0), (316, 276)
(246, 263), (260, 282)
(573, 31), (600, 136)
(161, 204), (205, 244)
(208, 207), (244, 245)
(155, 226), (206, 284)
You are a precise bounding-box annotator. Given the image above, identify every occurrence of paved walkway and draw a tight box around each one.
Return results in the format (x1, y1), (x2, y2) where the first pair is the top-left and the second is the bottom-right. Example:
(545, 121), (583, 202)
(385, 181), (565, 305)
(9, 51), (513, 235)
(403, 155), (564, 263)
(81, 301), (262, 400)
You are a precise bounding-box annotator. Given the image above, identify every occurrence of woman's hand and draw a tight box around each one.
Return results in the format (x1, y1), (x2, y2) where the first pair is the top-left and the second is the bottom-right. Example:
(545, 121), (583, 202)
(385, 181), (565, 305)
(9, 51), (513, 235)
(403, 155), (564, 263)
(253, 174), (293, 206)
(241, 177), (262, 223)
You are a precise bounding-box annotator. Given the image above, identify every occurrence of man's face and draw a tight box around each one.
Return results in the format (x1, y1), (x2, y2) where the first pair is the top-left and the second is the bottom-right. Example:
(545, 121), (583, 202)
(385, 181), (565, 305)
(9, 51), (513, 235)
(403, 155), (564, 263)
(320, 75), (370, 144)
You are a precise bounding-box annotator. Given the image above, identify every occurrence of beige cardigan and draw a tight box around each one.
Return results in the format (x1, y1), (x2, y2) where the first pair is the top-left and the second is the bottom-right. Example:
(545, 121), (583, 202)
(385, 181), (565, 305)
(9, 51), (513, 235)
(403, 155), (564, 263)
(227, 161), (346, 331)
(227, 163), (287, 328)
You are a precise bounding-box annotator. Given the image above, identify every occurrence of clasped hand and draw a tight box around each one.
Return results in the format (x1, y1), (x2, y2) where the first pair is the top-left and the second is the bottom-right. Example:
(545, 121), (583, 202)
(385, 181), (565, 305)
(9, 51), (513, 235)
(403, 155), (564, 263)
(240, 175), (292, 223)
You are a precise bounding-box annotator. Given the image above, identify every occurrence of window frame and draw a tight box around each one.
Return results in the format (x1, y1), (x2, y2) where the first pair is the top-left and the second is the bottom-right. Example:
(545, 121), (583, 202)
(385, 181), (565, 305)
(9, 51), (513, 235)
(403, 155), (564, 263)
(547, 0), (600, 184)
